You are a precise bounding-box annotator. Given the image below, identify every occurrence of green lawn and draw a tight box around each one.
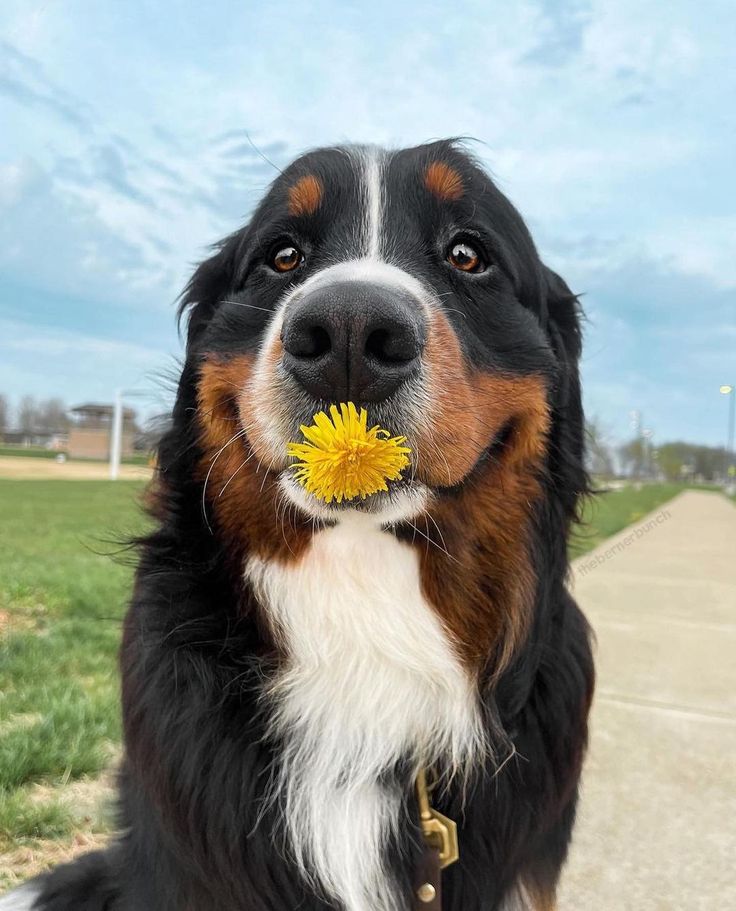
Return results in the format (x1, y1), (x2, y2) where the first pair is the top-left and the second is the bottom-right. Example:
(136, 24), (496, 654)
(0, 447), (58, 460)
(0, 481), (148, 887)
(569, 482), (688, 558)
(0, 478), (691, 887)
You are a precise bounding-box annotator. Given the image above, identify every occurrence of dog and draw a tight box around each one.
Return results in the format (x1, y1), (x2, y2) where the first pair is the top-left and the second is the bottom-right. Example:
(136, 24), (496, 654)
(9, 140), (594, 911)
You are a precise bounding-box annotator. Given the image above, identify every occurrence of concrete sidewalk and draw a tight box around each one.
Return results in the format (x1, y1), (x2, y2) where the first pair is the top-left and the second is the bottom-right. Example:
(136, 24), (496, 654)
(558, 491), (736, 910)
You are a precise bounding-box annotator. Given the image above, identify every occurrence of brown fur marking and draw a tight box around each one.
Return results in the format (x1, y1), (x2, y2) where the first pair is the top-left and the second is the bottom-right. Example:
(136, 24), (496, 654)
(424, 161), (464, 201)
(196, 354), (312, 563)
(288, 174), (323, 217)
(413, 309), (550, 673)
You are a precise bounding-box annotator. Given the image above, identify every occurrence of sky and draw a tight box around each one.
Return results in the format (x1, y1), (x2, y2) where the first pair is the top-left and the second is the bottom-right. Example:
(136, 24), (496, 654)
(1, 0), (734, 447)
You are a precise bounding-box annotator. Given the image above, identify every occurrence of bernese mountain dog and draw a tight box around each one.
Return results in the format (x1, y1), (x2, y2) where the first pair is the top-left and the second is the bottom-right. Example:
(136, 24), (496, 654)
(8, 140), (594, 911)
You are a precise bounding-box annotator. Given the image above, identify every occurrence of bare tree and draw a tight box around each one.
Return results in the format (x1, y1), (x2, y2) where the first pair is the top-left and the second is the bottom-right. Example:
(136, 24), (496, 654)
(18, 395), (38, 434)
(0, 394), (8, 434)
(37, 398), (69, 432)
(619, 437), (646, 479)
(586, 417), (614, 477)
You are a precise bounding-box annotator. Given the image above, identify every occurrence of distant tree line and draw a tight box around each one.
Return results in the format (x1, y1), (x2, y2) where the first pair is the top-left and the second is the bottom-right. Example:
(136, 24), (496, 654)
(0, 394), (159, 452)
(0, 394), (70, 434)
(649, 441), (731, 482)
(584, 419), (730, 482)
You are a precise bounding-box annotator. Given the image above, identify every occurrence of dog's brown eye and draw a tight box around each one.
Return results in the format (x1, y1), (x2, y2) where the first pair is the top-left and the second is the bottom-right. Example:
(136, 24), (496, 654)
(272, 246), (303, 273)
(448, 241), (483, 273)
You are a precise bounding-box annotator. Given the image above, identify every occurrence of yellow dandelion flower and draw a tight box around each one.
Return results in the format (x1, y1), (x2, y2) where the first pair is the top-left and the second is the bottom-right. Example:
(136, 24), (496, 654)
(286, 402), (412, 504)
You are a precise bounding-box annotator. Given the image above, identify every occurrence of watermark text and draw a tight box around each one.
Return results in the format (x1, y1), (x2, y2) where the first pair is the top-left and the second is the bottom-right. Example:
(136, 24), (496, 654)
(577, 508), (672, 576)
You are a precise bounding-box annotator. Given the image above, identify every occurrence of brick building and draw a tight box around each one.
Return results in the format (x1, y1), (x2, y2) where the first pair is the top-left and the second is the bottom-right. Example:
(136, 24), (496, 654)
(67, 403), (137, 460)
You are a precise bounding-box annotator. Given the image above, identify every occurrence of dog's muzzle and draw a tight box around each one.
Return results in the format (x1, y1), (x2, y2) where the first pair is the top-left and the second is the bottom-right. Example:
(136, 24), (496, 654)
(280, 280), (427, 403)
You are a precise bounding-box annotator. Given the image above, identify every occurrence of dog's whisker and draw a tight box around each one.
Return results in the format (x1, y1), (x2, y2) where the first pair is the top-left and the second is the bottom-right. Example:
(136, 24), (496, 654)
(425, 510), (451, 558)
(273, 488), (296, 556)
(220, 299), (274, 314)
(201, 428), (248, 533)
(406, 517), (460, 565)
(217, 448), (258, 499)
(259, 454), (279, 494)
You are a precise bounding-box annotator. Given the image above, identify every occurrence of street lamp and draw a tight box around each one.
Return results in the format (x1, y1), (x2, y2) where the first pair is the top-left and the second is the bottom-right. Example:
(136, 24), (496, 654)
(720, 384), (735, 485)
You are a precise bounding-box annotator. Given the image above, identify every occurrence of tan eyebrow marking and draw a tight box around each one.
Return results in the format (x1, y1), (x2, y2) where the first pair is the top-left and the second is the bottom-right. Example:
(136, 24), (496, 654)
(288, 174), (323, 216)
(424, 161), (464, 201)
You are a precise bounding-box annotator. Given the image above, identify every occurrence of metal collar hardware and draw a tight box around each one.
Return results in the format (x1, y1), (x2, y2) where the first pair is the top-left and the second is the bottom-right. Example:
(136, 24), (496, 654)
(415, 768), (459, 869)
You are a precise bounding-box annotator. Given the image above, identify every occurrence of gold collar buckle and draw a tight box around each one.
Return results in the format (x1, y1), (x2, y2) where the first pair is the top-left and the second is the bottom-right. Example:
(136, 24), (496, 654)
(415, 767), (459, 869)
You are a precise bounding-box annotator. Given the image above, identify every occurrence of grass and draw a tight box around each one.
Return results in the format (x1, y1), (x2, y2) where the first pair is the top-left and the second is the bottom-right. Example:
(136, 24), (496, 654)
(0, 481), (148, 888)
(0, 447), (151, 466)
(0, 447), (58, 460)
(0, 478), (690, 888)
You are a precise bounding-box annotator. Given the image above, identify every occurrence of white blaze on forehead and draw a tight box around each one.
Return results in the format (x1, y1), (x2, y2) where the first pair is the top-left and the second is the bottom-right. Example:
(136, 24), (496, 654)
(357, 146), (385, 259)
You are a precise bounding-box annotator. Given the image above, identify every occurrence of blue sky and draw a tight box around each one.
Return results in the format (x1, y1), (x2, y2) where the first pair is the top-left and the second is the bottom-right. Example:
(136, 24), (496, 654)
(1, 0), (734, 447)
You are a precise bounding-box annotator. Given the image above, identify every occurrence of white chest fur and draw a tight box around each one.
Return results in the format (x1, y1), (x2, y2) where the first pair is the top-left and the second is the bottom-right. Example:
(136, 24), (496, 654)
(246, 515), (482, 911)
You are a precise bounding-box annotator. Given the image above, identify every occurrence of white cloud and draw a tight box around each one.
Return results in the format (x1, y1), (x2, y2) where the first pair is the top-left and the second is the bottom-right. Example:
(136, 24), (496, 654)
(644, 217), (736, 290)
(582, 0), (701, 84)
(0, 157), (42, 207)
(1, 317), (165, 362)
(0, 0), (734, 446)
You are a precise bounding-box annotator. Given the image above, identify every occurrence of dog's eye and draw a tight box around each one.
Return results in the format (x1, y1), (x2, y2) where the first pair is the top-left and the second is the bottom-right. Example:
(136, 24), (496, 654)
(271, 245), (304, 273)
(447, 241), (484, 273)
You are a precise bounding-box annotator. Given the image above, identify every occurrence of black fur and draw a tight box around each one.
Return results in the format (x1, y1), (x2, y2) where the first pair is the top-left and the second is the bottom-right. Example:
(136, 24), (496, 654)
(30, 141), (594, 911)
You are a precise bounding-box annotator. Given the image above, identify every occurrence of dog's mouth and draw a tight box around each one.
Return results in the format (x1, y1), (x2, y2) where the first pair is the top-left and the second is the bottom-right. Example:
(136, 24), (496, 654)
(275, 416), (517, 523)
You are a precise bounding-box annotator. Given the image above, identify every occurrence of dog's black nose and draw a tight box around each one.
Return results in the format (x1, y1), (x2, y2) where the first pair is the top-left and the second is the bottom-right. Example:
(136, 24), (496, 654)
(281, 281), (426, 402)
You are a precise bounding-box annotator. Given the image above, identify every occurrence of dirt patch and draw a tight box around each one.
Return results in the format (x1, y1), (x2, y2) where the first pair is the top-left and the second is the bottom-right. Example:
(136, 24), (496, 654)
(0, 456), (151, 481)
(0, 769), (118, 892)
(0, 599), (48, 635)
(27, 769), (118, 817)
(0, 713), (44, 738)
(0, 831), (113, 891)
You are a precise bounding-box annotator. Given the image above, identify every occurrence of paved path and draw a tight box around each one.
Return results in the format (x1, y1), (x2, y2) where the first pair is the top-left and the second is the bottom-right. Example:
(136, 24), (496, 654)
(559, 491), (736, 910)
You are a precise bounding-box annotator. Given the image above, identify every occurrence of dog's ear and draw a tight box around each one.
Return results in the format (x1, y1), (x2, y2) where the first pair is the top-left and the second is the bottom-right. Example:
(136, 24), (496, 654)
(543, 266), (588, 509)
(178, 230), (244, 348)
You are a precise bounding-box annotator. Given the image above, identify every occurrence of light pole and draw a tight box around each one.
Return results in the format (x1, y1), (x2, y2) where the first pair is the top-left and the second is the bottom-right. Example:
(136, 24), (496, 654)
(109, 389), (123, 480)
(642, 428), (654, 480)
(109, 388), (150, 480)
(720, 384), (735, 485)
(629, 409), (642, 480)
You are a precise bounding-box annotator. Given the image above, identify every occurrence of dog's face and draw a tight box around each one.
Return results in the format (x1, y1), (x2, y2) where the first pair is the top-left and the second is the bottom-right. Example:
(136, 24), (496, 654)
(188, 140), (573, 534)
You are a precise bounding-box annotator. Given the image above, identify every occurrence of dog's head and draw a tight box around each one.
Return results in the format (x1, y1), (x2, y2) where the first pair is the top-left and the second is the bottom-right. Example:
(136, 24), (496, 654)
(173, 139), (585, 668)
(183, 140), (582, 512)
